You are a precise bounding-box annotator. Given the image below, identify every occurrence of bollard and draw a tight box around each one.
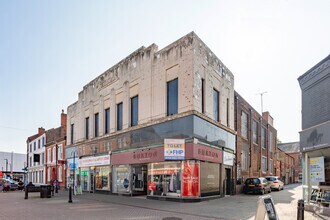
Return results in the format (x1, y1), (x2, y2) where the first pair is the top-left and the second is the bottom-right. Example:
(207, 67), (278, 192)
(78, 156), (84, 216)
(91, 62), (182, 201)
(68, 186), (72, 203)
(24, 187), (28, 199)
(297, 199), (304, 220)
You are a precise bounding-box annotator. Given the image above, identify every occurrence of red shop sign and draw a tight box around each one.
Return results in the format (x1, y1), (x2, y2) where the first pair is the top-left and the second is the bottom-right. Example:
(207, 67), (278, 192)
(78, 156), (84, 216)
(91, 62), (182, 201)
(182, 161), (199, 197)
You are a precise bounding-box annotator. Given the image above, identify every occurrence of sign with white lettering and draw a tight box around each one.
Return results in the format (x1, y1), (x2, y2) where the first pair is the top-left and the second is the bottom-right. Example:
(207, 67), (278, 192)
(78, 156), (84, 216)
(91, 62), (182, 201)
(255, 195), (278, 220)
(78, 155), (110, 167)
(164, 139), (185, 160)
(223, 151), (234, 166)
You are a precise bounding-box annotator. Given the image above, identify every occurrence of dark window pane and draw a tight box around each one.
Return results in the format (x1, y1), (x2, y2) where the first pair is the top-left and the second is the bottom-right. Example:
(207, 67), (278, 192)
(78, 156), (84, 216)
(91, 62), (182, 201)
(117, 103), (123, 131)
(167, 79), (178, 116)
(105, 108), (110, 134)
(85, 117), (89, 139)
(71, 124), (74, 144)
(131, 96), (138, 126)
(213, 89), (219, 121)
(95, 113), (99, 137)
(201, 78), (205, 113)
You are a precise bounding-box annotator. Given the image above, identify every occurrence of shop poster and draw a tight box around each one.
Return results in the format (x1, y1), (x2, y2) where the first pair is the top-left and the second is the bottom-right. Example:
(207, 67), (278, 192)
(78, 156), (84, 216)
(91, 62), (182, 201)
(164, 139), (185, 160)
(310, 156), (325, 182)
(182, 161), (199, 197)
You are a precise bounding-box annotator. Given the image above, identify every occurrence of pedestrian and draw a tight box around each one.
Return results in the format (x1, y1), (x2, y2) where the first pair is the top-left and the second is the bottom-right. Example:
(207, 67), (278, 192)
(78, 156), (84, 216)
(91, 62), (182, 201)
(0, 181), (3, 192)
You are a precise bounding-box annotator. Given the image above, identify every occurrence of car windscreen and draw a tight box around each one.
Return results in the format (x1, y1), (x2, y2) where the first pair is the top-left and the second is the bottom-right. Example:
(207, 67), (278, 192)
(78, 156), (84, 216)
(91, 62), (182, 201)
(245, 178), (260, 184)
(266, 177), (276, 181)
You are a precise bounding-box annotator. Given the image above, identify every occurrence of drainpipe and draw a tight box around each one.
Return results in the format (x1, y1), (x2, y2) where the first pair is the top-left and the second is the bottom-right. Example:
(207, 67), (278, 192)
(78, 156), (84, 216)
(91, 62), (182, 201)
(249, 109), (253, 177)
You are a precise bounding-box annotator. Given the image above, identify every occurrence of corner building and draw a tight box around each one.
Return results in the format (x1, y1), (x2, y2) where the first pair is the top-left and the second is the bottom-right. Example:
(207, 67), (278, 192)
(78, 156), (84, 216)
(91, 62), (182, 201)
(66, 32), (236, 200)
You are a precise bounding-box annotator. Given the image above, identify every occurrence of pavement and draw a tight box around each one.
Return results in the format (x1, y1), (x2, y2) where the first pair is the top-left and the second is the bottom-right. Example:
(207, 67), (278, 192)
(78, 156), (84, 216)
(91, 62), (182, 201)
(0, 184), (328, 220)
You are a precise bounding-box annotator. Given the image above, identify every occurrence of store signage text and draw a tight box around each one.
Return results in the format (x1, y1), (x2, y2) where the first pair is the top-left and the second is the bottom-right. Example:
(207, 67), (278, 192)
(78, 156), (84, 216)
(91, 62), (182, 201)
(198, 148), (219, 158)
(78, 155), (110, 167)
(133, 151), (157, 160)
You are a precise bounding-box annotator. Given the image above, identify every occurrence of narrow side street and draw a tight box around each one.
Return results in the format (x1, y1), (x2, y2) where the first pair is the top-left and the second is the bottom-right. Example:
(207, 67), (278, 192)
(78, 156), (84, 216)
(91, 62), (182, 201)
(1, 184), (327, 220)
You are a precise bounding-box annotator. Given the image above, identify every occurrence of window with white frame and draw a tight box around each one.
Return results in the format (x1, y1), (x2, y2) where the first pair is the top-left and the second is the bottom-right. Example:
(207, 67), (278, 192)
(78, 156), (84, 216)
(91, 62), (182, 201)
(253, 120), (258, 144)
(241, 151), (248, 171)
(47, 149), (51, 164)
(47, 167), (50, 181)
(262, 156), (267, 173)
(58, 145), (62, 160)
(58, 166), (62, 181)
(241, 111), (248, 139)
(269, 159), (273, 174)
(261, 127), (267, 149)
(52, 147), (56, 163)
(269, 131), (273, 152)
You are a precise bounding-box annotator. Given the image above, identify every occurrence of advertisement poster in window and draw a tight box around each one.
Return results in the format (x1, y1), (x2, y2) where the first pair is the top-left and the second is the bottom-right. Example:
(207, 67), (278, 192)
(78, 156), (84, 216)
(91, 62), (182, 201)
(182, 161), (199, 197)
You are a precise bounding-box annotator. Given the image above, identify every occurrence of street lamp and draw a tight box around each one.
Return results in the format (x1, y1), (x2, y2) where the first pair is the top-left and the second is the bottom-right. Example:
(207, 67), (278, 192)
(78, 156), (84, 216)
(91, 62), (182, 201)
(55, 144), (59, 193)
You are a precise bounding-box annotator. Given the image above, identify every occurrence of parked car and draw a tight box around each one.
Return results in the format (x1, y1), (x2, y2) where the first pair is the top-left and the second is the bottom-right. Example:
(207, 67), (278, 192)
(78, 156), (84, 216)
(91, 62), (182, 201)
(266, 176), (284, 191)
(0, 179), (18, 191)
(243, 177), (271, 195)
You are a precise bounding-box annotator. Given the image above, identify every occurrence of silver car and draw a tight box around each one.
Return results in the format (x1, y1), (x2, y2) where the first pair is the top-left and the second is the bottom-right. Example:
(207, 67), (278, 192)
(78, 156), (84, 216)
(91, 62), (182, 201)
(266, 176), (284, 191)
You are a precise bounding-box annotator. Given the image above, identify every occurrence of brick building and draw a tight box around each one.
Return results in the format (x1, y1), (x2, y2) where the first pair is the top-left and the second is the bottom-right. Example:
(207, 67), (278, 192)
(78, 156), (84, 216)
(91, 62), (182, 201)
(45, 110), (67, 188)
(234, 91), (277, 193)
(277, 142), (301, 183)
(276, 147), (295, 184)
(66, 32), (236, 200)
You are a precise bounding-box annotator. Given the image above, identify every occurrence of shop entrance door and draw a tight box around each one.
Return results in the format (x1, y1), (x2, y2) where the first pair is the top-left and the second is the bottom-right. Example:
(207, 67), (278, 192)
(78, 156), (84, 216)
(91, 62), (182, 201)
(225, 168), (231, 195)
(90, 171), (95, 193)
(132, 165), (147, 194)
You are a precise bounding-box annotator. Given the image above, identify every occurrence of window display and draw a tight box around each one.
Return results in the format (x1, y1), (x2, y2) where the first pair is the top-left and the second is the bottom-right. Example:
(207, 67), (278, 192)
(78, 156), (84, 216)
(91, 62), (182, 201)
(148, 162), (181, 197)
(200, 162), (220, 197)
(182, 160), (199, 197)
(80, 168), (89, 191)
(112, 165), (131, 193)
(95, 166), (110, 190)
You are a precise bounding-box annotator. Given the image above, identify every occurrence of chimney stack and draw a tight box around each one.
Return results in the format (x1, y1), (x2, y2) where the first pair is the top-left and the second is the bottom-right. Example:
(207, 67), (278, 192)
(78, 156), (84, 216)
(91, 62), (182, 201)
(61, 109), (67, 135)
(38, 127), (45, 134)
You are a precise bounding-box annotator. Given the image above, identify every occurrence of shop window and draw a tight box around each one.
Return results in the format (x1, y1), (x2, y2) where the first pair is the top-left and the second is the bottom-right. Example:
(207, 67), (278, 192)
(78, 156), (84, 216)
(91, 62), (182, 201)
(148, 162), (181, 197)
(80, 168), (89, 191)
(112, 165), (131, 193)
(200, 162), (220, 197)
(95, 166), (110, 190)
(167, 79), (178, 116)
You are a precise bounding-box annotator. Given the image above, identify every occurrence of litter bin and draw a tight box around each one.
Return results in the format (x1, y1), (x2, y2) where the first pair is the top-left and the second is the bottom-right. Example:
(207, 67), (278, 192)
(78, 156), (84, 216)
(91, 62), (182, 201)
(40, 185), (52, 198)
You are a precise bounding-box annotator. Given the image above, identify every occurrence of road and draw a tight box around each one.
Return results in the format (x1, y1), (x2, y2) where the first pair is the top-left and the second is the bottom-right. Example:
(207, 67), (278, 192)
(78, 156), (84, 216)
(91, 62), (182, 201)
(0, 184), (327, 220)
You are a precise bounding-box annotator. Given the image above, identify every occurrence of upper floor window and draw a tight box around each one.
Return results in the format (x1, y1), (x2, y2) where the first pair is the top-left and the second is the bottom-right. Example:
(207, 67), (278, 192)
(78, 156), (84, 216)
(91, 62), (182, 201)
(70, 124), (74, 144)
(241, 151), (248, 171)
(269, 159), (273, 174)
(94, 113), (99, 137)
(42, 137), (45, 147)
(201, 78), (205, 113)
(105, 108), (110, 134)
(213, 89), (219, 121)
(241, 111), (248, 139)
(253, 120), (258, 144)
(261, 127), (267, 149)
(34, 142), (36, 151)
(262, 156), (267, 173)
(47, 148), (51, 163)
(131, 96), (138, 126)
(269, 131), (273, 152)
(41, 152), (44, 165)
(52, 147), (56, 163)
(30, 144), (32, 152)
(38, 139), (40, 149)
(167, 79), (178, 116)
(117, 103), (123, 131)
(85, 117), (89, 139)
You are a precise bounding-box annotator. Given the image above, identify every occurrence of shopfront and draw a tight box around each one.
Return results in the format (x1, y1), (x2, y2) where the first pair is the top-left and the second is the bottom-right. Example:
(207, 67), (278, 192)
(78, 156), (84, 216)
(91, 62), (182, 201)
(78, 154), (111, 193)
(112, 139), (224, 200)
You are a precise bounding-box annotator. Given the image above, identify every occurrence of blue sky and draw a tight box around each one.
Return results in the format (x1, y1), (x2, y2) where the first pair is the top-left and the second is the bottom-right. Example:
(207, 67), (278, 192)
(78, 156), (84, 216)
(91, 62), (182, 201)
(1, 0), (330, 154)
